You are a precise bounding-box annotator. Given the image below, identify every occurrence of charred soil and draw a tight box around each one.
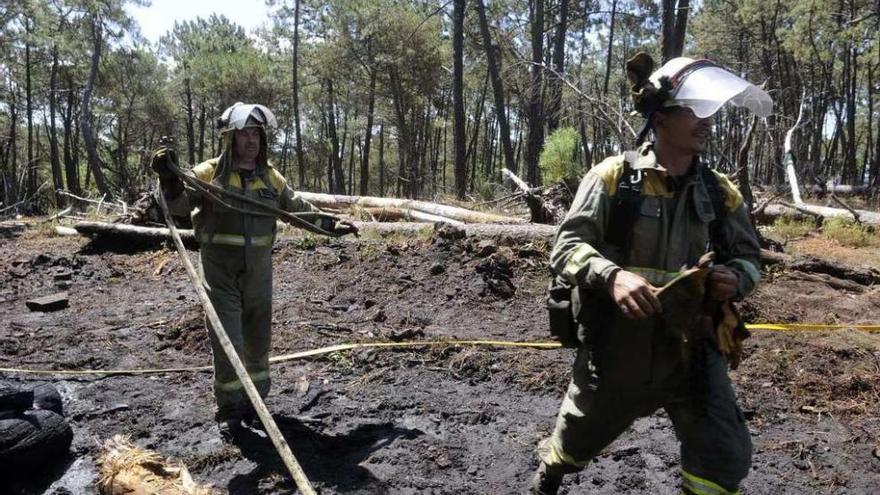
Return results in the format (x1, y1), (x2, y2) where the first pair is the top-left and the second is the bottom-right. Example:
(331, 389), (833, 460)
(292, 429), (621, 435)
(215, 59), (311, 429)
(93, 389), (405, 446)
(1, 226), (879, 494)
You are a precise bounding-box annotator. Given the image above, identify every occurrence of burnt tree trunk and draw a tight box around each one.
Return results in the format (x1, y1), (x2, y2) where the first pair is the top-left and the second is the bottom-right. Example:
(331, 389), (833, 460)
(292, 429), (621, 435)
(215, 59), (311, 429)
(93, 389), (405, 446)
(79, 14), (113, 199)
(545, 0), (569, 133)
(475, 0), (517, 177)
(453, 0), (467, 199)
(525, 0), (545, 186)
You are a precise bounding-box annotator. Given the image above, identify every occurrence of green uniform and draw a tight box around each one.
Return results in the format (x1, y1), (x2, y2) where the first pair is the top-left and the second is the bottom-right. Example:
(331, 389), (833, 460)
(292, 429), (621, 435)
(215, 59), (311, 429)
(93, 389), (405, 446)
(539, 144), (761, 494)
(163, 155), (321, 421)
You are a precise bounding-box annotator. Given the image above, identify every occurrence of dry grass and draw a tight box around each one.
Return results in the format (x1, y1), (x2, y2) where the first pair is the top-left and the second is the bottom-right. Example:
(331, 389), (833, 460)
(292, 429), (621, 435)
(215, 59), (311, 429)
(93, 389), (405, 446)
(98, 435), (220, 495)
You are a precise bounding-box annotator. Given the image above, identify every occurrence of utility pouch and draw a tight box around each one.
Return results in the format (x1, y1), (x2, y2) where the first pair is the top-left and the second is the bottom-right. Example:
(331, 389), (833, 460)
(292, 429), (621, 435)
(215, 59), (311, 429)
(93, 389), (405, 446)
(546, 276), (579, 348)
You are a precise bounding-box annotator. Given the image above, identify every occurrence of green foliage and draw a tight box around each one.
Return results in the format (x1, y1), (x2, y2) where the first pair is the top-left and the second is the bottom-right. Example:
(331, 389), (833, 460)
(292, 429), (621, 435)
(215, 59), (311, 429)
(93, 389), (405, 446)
(539, 127), (581, 185)
(769, 216), (814, 240)
(822, 218), (878, 248)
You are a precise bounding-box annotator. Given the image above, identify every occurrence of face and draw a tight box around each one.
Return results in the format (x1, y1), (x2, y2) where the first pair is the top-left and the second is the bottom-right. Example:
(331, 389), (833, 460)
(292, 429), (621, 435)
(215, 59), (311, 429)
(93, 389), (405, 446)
(654, 107), (714, 155)
(232, 127), (261, 163)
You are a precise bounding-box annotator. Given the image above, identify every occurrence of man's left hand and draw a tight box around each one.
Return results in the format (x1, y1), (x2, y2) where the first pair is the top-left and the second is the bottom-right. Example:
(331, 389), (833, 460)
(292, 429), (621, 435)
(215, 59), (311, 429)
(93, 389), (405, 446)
(708, 265), (738, 301)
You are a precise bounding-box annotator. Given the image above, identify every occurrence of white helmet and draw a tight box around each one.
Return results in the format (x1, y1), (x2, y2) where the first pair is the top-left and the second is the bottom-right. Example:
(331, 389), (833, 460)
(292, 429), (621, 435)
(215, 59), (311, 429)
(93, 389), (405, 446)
(649, 58), (773, 118)
(217, 102), (277, 133)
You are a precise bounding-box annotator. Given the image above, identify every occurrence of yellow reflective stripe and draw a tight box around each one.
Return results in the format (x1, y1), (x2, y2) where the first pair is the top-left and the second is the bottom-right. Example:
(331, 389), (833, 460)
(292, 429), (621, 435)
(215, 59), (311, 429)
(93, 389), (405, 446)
(562, 244), (602, 285)
(198, 233), (273, 247)
(215, 371), (270, 392)
(216, 379), (243, 392)
(624, 266), (681, 286)
(545, 442), (590, 468)
(681, 470), (739, 495)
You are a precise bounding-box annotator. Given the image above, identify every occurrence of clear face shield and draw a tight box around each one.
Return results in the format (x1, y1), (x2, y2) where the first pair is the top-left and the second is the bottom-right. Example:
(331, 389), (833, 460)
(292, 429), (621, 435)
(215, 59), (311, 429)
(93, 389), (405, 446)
(217, 102), (278, 133)
(650, 58), (773, 119)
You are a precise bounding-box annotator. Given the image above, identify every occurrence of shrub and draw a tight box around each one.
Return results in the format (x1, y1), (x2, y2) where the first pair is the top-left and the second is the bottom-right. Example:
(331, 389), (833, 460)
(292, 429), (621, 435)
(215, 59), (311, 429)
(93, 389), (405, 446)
(823, 217), (877, 247)
(769, 216), (814, 240)
(539, 127), (581, 185)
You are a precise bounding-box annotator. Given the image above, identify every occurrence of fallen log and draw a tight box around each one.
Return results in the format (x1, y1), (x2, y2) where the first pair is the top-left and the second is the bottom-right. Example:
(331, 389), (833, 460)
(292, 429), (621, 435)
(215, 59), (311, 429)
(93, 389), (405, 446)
(806, 184), (872, 195)
(294, 191), (525, 224)
(754, 203), (880, 226)
(782, 201), (880, 225)
(351, 221), (557, 243)
(339, 207), (464, 225)
(74, 221), (196, 245)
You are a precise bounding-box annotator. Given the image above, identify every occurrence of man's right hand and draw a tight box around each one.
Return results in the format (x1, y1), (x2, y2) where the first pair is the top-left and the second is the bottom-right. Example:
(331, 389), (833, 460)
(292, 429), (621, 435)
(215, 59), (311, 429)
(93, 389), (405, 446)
(607, 269), (662, 319)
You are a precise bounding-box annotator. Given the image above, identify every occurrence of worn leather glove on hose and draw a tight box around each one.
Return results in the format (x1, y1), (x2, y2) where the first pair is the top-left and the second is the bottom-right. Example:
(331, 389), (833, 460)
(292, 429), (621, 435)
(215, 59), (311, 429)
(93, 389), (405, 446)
(150, 148), (184, 197)
(320, 218), (359, 237)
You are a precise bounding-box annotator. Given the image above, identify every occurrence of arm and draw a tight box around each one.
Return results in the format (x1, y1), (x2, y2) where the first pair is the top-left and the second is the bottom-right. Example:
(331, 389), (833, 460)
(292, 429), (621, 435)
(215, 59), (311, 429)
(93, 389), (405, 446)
(550, 168), (619, 289)
(274, 171), (357, 236)
(551, 162), (661, 319)
(709, 174), (762, 300)
(718, 205), (762, 299)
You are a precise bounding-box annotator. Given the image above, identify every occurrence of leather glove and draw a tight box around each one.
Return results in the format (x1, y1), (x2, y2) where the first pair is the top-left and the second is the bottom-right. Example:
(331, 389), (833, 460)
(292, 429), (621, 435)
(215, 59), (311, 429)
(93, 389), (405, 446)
(320, 217), (359, 236)
(150, 148), (177, 180)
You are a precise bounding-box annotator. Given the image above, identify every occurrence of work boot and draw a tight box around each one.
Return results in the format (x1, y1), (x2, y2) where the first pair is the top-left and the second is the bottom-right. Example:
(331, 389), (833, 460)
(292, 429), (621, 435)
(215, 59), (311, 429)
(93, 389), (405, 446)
(242, 409), (265, 432)
(218, 419), (245, 443)
(529, 462), (564, 495)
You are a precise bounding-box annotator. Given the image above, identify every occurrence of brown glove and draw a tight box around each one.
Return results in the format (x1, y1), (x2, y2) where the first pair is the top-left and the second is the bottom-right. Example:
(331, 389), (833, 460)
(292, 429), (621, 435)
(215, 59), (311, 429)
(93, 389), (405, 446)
(319, 217), (359, 236)
(150, 148), (178, 179)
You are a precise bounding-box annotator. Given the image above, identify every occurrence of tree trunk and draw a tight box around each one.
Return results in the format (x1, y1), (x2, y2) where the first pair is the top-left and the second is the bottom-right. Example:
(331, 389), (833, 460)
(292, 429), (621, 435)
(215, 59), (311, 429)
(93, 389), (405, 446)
(294, 191), (525, 224)
(475, 0), (517, 177)
(197, 105), (206, 163)
(525, 0), (545, 186)
(48, 45), (64, 205)
(25, 18), (36, 200)
(661, 0), (689, 63)
(360, 66), (377, 196)
(602, 0), (618, 95)
(545, 0), (569, 133)
(8, 89), (17, 203)
(378, 123), (385, 197)
(292, 0), (306, 189)
(325, 79), (345, 194)
(79, 14), (113, 199)
(184, 77), (196, 166)
(452, 0), (467, 199)
(62, 74), (80, 197)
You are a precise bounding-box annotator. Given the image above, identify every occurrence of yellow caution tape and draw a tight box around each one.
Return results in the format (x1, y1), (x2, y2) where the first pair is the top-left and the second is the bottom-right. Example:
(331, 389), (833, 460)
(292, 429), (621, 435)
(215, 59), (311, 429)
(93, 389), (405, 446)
(746, 323), (880, 332)
(0, 340), (560, 377)
(1, 326), (877, 377)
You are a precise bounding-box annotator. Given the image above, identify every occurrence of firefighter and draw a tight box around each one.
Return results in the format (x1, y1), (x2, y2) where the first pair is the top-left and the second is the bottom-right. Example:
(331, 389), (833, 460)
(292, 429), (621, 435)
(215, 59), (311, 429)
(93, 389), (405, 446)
(531, 54), (770, 495)
(151, 102), (355, 440)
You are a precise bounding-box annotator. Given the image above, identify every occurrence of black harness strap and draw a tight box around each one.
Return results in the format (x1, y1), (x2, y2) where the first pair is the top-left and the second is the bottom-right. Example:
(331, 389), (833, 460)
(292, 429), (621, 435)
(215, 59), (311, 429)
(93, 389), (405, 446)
(605, 151), (643, 263)
(606, 152), (728, 262)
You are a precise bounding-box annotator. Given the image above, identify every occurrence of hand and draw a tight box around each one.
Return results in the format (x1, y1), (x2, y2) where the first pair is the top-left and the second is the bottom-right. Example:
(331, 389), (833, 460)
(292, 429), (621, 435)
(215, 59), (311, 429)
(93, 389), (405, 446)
(708, 265), (739, 301)
(607, 269), (663, 319)
(331, 220), (359, 237)
(150, 148), (177, 179)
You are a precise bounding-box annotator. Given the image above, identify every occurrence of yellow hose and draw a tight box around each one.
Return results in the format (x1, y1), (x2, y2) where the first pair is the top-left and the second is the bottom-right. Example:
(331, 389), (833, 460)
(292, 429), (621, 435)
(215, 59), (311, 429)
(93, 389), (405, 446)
(1, 325), (877, 377)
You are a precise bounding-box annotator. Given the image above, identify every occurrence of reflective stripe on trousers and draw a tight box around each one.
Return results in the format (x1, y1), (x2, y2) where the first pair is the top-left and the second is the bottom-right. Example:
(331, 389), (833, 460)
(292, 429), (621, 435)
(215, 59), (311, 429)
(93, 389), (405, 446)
(681, 469), (741, 495)
(198, 233), (274, 247)
(215, 370), (270, 392)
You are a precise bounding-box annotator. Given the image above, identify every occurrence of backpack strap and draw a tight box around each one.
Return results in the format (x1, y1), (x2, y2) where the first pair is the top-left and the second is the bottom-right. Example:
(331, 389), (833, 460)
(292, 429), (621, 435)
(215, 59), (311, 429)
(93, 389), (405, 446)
(699, 166), (730, 261)
(605, 151), (644, 262)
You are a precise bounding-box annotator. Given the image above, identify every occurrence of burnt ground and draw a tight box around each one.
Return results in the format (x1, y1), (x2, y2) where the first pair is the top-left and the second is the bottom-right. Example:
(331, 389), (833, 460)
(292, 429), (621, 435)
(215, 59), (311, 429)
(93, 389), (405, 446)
(1, 225), (879, 494)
